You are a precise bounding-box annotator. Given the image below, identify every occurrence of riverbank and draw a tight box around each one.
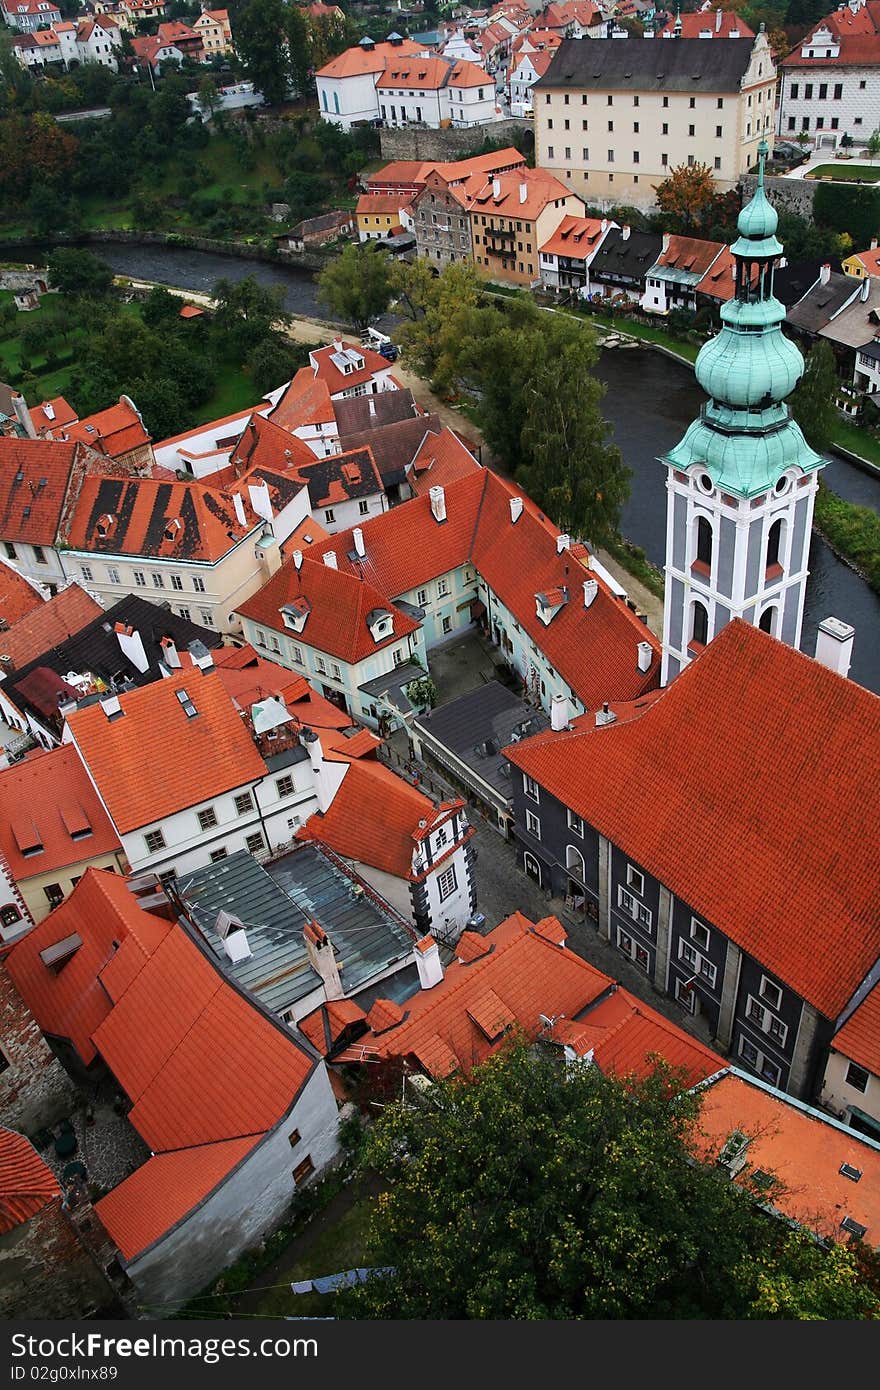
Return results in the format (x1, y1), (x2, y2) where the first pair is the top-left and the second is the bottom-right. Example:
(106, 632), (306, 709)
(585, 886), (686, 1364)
(813, 483), (880, 593)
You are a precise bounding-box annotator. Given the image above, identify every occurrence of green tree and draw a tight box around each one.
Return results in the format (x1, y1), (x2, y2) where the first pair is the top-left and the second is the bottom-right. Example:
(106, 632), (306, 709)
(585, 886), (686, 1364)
(246, 334), (309, 393)
(196, 75), (221, 120)
(231, 0), (290, 106)
(286, 2), (313, 98)
(654, 161), (717, 231)
(340, 1039), (880, 1320)
(46, 248), (114, 299)
(389, 257), (482, 387)
(790, 339), (838, 451)
(316, 242), (393, 331)
(141, 286), (184, 329)
(867, 129), (880, 158)
(212, 274), (288, 353)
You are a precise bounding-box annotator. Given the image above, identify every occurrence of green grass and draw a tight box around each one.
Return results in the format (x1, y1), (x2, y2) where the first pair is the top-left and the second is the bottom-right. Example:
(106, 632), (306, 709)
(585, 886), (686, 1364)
(194, 361), (260, 422)
(830, 417), (880, 469)
(249, 1191), (377, 1318)
(813, 480), (880, 592)
(807, 163), (880, 183)
(604, 535), (665, 599)
(579, 310), (700, 362)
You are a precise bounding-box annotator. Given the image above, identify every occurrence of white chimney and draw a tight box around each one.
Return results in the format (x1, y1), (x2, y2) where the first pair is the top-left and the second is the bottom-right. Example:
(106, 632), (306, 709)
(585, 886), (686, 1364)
(556, 533), (571, 553)
(116, 624), (149, 674)
(368, 397), (376, 418)
(493, 176), (501, 197)
(600, 218), (607, 232)
(716, 4), (722, 29)
(621, 224), (631, 241)
(224, 927), (252, 963)
(595, 701), (617, 727)
(323, 550), (338, 569)
(819, 262), (832, 286)
(100, 694), (122, 720)
(582, 578), (598, 608)
(861, 275), (871, 302)
(353, 526), (366, 557)
(550, 693), (570, 731)
(414, 934), (444, 990)
(814, 616), (854, 678)
(160, 635), (181, 669)
(871, 237), (878, 251)
(332, 338), (344, 353)
(519, 180), (528, 204)
(293, 549), (303, 570)
(429, 485), (447, 523)
(12, 393), (35, 439)
(509, 496), (523, 524)
(248, 479), (273, 523)
(304, 920), (343, 1000)
(661, 231), (670, 253)
(232, 492), (247, 527)
(44, 401), (55, 422)
(637, 641), (653, 673)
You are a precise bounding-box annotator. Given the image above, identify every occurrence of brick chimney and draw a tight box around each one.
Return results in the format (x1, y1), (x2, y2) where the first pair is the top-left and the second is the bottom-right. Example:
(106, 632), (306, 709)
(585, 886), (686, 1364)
(814, 616), (854, 678)
(414, 934), (444, 989)
(304, 920), (343, 1000)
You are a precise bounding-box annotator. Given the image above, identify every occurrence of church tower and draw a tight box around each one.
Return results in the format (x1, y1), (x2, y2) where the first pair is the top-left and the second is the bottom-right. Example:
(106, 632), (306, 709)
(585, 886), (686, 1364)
(660, 141), (824, 685)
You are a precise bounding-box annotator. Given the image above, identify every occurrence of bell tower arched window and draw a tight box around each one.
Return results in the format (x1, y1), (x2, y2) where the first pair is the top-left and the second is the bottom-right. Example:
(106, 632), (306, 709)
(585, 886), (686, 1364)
(691, 601), (709, 649)
(766, 518), (784, 575)
(759, 606), (776, 634)
(694, 515), (713, 574)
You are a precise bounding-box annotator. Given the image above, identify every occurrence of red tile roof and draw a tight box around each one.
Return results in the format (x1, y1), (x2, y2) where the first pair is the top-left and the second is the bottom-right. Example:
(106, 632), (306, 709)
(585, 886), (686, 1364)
(852, 247), (880, 277)
(462, 165), (579, 222)
(555, 985), (723, 1085)
(95, 1136), (259, 1261)
(62, 473), (256, 563)
(213, 642), (351, 731)
(65, 670), (267, 835)
(316, 37), (424, 79)
(659, 9), (754, 37)
(696, 245), (740, 302)
(356, 192), (414, 220)
(407, 426), (482, 495)
(13, 666), (80, 720)
(695, 1071), (880, 1247)
(0, 439), (80, 546)
(0, 1128), (59, 1234)
(0, 744), (122, 883)
(656, 235), (726, 277)
(30, 396), (77, 437)
(782, 34), (880, 66)
(0, 583), (102, 673)
(298, 997), (366, 1054)
(337, 912), (612, 1075)
(539, 214), (608, 259)
(237, 554), (419, 666)
(308, 343), (395, 397)
(0, 559), (43, 630)
(507, 621), (880, 1018)
(834, 985), (880, 1077)
(267, 368), (336, 431)
(6, 869), (172, 1066)
(63, 399), (151, 459)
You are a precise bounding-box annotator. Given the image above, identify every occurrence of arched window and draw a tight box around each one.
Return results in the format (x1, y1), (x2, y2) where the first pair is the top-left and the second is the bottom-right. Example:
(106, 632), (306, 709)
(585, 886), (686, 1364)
(566, 845), (586, 884)
(691, 601), (709, 648)
(759, 606), (776, 634)
(695, 515), (713, 570)
(523, 852), (542, 886)
(766, 518), (784, 573)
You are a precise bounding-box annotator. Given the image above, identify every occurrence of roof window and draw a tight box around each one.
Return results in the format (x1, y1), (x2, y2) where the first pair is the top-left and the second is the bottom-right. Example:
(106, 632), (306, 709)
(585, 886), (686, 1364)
(840, 1163), (863, 1183)
(176, 688), (198, 718)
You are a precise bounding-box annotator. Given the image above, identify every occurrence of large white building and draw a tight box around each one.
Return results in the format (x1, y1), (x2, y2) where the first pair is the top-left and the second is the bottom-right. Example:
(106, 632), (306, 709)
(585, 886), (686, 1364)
(777, 1), (880, 147)
(316, 35), (428, 129)
(317, 35), (496, 130)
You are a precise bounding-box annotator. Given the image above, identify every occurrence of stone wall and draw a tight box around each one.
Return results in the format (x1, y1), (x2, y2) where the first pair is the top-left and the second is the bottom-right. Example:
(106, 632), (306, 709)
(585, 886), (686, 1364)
(380, 119), (532, 163)
(0, 1193), (117, 1319)
(740, 173), (817, 219)
(0, 230), (329, 274)
(0, 965), (80, 1134)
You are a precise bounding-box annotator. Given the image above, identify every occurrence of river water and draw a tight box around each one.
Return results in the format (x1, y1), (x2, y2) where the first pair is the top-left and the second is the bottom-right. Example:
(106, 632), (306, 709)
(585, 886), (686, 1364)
(9, 241), (880, 691)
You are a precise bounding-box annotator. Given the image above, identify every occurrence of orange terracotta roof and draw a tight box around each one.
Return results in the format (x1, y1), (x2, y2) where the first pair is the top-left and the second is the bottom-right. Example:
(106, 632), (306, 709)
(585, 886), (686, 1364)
(0, 744), (122, 883)
(212, 642), (351, 730)
(317, 37), (424, 79)
(0, 559), (43, 630)
(853, 248), (880, 277)
(0, 583), (101, 673)
(298, 997), (366, 1054)
(564, 986), (723, 1084)
(225, 412), (316, 478)
(237, 554), (419, 666)
(375, 56), (455, 90)
(178, 304), (205, 319)
(834, 985), (880, 1077)
(657, 235), (725, 277)
(337, 912), (612, 1075)
(356, 192), (414, 218)
(268, 368), (336, 431)
(95, 1136), (260, 1261)
(64, 400), (150, 459)
(463, 166), (577, 222)
(512, 48), (556, 77)
(30, 396), (77, 437)
(696, 245), (740, 302)
(66, 670), (267, 835)
(659, 9), (754, 36)
(309, 343), (394, 397)
(407, 427), (481, 495)
(62, 473), (256, 563)
(540, 215), (609, 259)
(507, 621), (880, 1019)
(782, 34), (880, 65)
(695, 1071), (880, 1246)
(0, 1128), (59, 1234)
(6, 869), (172, 1066)
(447, 59), (491, 88)
(0, 438), (79, 546)
(281, 513), (330, 556)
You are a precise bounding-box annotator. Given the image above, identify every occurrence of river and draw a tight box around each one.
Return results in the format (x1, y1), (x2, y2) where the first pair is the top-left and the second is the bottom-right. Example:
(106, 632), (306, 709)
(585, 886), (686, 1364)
(7, 240), (880, 691)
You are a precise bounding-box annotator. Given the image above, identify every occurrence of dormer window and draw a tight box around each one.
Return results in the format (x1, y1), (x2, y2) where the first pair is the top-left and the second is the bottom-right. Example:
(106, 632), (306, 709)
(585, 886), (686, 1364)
(96, 512), (116, 537)
(280, 600), (309, 633)
(367, 607), (393, 643)
(164, 518), (182, 542)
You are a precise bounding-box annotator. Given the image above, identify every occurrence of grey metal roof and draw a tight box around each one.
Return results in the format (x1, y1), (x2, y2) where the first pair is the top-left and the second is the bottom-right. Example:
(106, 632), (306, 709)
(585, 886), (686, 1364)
(590, 227), (664, 284)
(358, 660), (424, 716)
(177, 844), (415, 1015)
(786, 273), (858, 335)
(413, 680), (550, 806)
(533, 36), (757, 93)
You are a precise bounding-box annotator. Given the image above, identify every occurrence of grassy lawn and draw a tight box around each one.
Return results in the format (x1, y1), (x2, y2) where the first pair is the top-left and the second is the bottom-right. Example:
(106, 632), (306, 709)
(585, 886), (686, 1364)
(830, 417), (880, 468)
(579, 310), (700, 362)
(807, 163), (880, 183)
(195, 361), (260, 422)
(247, 1188), (378, 1319)
(814, 480), (880, 591)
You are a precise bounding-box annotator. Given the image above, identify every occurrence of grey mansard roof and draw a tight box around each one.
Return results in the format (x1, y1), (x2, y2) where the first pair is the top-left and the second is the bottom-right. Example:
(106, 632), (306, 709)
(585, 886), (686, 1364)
(534, 37), (758, 94)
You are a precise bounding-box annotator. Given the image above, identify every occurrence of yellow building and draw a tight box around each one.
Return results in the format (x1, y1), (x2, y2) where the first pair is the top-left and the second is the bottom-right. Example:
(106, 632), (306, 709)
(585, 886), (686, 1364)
(356, 192), (413, 241)
(843, 245), (880, 279)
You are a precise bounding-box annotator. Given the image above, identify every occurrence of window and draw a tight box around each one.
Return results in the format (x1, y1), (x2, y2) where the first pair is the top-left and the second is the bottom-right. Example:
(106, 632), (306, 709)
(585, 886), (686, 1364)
(197, 807), (218, 832)
(717, 98), (723, 109)
(695, 515), (713, 571)
(234, 792), (254, 816)
(152, 572), (164, 589)
(583, 147), (589, 160)
(759, 977), (782, 1011)
(81, 565), (93, 582)
(819, 82), (827, 100)
(787, 117), (796, 131)
(525, 809), (541, 838)
(617, 886), (652, 930)
(144, 829), (166, 854)
(607, 149), (614, 162)
(845, 1062), (870, 1093)
(315, 656), (326, 675)
(661, 121), (668, 135)
(276, 775), (295, 798)
(714, 157), (721, 171)
(291, 644), (303, 664)
(44, 883), (64, 909)
(523, 774), (540, 803)
(690, 918), (710, 951)
(746, 997), (787, 1047)
(715, 125), (722, 139)
(766, 517), (783, 573)
(738, 1036), (781, 1086)
(171, 574), (183, 591)
(107, 567), (120, 584)
(661, 153), (668, 166)
(193, 576), (206, 592)
(288, 1129), (301, 1148)
(633, 151), (639, 164)
(245, 832), (264, 854)
(804, 83), (813, 99)
(293, 1155), (314, 1183)
(626, 864), (644, 895)
(678, 938), (716, 987)
(547, 145), (554, 159)
(33, 546), (46, 564)
(633, 95), (639, 107)
(675, 977), (696, 1013)
(3, 543), (15, 559)
(567, 809), (583, 836)
(564, 146), (571, 160)
(134, 570), (146, 587)
(691, 601), (708, 648)
(688, 124), (695, 137)
(662, 96), (668, 108)
(210, 848), (228, 863)
(607, 120), (613, 131)
(689, 96), (695, 109)
(834, 83), (842, 99)
(0, 904), (21, 928)
(437, 578), (449, 597)
(437, 864), (457, 901)
(324, 509), (335, 523)
(200, 610), (214, 627)
(617, 927), (649, 972)
(358, 499), (369, 516)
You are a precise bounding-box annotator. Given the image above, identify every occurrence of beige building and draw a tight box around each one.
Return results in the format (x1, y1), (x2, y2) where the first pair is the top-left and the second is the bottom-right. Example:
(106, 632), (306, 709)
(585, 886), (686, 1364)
(819, 984), (880, 1143)
(534, 34), (776, 210)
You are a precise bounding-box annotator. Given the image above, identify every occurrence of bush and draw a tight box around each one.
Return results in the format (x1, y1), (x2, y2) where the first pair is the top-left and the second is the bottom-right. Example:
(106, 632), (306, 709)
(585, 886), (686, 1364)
(813, 480), (880, 592)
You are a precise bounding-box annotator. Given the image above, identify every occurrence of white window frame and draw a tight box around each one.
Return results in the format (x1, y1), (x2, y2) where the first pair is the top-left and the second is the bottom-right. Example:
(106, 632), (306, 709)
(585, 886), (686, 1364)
(626, 864), (644, 895)
(567, 810), (583, 836)
(245, 831), (264, 854)
(523, 774), (540, 803)
(618, 885), (652, 930)
(193, 576), (206, 592)
(690, 917), (710, 951)
(81, 565), (93, 582)
(197, 806), (218, 832)
(746, 996), (787, 1047)
(678, 938), (716, 987)
(133, 570), (146, 587)
(525, 809), (541, 839)
(315, 657), (327, 675)
(436, 577), (449, 598)
(144, 828), (165, 853)
(759, 976), (782, 1011)
(437, 864), (457, 901)
(617, 926), (650, 973)
(276, 774), (295, 798)
(107, 567), (120, 585)
(738, 1035), (781, 1087)
(675, 977), (696, 1013)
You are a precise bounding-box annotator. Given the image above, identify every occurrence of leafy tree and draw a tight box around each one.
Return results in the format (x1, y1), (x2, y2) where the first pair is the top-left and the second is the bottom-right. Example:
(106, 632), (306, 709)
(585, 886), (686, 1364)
(246, 334), (309, 393)
(28, 112), (78, 181)
(790, 339), (838, 451)
(389, 258), (482, 387)
(654, 161), (717, 231)
(46, 248), (114, 299)
(286, 1), (313, 98)
(867, 129), (880, 159)
(212, 274), (288, 352)
(141, 286), (184, 329)
(231, 0), (290, 106)
(340, 1038), (880, 1320)
(316, 242), (393, 331)
(196, 75), (221, 120)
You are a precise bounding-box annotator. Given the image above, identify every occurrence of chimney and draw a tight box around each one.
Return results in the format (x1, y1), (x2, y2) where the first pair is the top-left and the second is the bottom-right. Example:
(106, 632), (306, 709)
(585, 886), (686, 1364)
(519, 180), (528, 204)
(871, 237), (878, 251)
(861, 275), (871, 302)
(550, 693), (570, 731)
(621, 224), (631, 241)
(293, 549), (303, 570)
(661, 231), (670, 253)
(231, 492), (247, 527)
(187, 639), (214, 672)
(414, 934), (444, 990)
(332, 338), (344, 353)
(595, 701), (616, 727)
(115, 623), (149, 674)
(637, 641), (653, 673)
(224, 925), (252, 963)
(582, 578), (598, 608)
(160, 635), (181, 669)
(12, 393), (35, 440)
(819, 262), (832, 285)
(323, 550), (338, 569)
(556, 533), (571, 553)
(493, 176), (501, 197)
(600, 218), (607, 233)
(716, 4), (722, 29)
(43, 401), (55, 422)
(304, 920), (343, 1000)
(100, 694), (122, 720)
(248, 479), (273, 523)
(368, 397), (376, 418)
(57, 692), (78, 719)
(814, 616), (854, 678)
(353, 526), (366, 557)
(509, 496), (524, 524)
(429, 485), (447, 523)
